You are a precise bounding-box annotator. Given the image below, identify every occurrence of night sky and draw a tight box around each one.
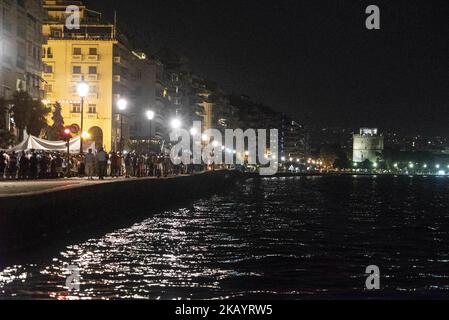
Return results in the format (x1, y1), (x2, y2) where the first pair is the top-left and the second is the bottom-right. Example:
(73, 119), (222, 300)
(86, 0), (449, 135)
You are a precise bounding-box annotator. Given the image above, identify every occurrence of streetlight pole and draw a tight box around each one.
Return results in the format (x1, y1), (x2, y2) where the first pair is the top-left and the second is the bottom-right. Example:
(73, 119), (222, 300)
(80, 95), (84, 154)
(117, 98), (128, 153)
(146, 110), (155, 154)
(76, 78), (89, 154)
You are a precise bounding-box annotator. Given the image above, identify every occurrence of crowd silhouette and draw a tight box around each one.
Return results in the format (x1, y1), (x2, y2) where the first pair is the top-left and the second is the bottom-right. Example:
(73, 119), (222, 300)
(0, 148), (205, 180)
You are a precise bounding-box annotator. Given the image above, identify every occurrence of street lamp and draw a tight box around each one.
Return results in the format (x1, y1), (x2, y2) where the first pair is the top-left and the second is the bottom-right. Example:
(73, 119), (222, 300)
(117, 98), (128, 152)
(146, 110), (155, 153)
(190, 127), (198, 136)
(170, 118), (181, 129)
(76, 79), (89, 154)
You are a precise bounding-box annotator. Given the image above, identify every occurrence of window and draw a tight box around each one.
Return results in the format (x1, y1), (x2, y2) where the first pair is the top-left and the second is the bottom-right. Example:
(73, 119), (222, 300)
(73, 47), (82, 55)
(88, 66), (97, 74)
(44, 64), (53, 73)
(88, 104), (96, 114)
(73, 66), (81, 74)
(47, 47), (53, 58)
(71, 103), (81, 113)
(50, 29), (61, 38)
(89, 48), (97, 55)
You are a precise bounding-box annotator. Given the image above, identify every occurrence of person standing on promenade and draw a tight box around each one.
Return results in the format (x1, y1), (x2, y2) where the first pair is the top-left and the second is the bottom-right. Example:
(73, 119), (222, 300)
(132, 153), (138, 177)
(54, 154), (64, 178)
(125, 153), (132, 178)
(96, 147), (108, 180)
(7, 151), (18, 179)
(18, 151), (29, 179)
(29, 152), (38, 179)
(39, 153), (49, 179)
(0, 151), (6, 179)
(116, 152), (123, 177)
(110, 152), (119, 177)
(85, 149), (95, 180)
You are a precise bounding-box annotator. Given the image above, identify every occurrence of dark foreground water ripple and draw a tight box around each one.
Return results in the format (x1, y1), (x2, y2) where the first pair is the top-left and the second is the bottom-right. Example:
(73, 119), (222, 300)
(1, 175), (449, 299)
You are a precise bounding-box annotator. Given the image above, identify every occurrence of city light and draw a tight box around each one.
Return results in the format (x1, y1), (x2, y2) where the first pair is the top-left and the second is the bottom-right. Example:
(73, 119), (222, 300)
(146, 110), (155, 120)
(76, 81), (89, 98)
(409, 163), (414, 169)
(436, 164), (440, 169)
(190, 127), (198, 136)
(373, 162), (378, 168)
(170, 118), (181, 129)
(281, 156), (286, 162)
(81, 131), (90, 139)
(202, 134), (209, 142)
(117, 98), (128, 111)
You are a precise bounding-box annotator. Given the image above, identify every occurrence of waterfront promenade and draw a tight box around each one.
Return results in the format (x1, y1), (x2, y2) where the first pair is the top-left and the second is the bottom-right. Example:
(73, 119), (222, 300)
(0, 175), (191, 197)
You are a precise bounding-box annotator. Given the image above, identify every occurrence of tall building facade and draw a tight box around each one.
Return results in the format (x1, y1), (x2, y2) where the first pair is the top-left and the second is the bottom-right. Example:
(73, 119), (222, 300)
(42, 0), (157, 151)
(353, 128), (384, 163)
(1, 0), (45, 130)
(42, 0), (116, 149)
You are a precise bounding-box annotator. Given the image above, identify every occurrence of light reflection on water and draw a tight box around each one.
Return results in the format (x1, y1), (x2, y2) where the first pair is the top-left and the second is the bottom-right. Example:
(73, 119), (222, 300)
(0, 176), (449, 299)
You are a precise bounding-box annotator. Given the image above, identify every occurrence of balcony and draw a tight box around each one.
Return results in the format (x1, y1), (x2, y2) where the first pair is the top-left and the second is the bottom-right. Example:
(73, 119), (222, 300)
(86, 74), (99, 81)
(43, 73), (54, 80)
(87, 55), (99, 61)
(72, 54), (82, 61)
(88, 93), (99, 100)
(71, 74), (82, 81)
(113, 75), (121, 82)
(114, 56), (121, 63)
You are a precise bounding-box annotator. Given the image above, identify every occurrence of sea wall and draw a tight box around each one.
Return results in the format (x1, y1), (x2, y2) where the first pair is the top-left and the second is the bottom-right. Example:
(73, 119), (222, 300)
(0, 171), (241, 254)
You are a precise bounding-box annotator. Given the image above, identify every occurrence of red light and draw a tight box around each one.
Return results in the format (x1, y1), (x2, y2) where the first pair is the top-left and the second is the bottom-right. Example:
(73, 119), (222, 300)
(64, 128), (71, 135)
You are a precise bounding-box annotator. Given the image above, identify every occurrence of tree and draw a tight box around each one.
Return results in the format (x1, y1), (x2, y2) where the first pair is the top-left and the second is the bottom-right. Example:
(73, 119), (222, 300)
(0, 98), (15, 148)
(46, 102), (65, 140)
(0, 130), (15, 149)
(10, 91), (50, 138)
(27, 99), (51, 137)
(10, 91), (32, 134)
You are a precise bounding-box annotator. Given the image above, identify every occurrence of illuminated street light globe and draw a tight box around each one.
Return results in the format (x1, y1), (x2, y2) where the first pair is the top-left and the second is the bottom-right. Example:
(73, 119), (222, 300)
(117, 98), (128, 111)
(170, 118), (181, 129)
(190, 127), (198, 136)
(76, 81), (89, 98)
(146, 110), (155, 120)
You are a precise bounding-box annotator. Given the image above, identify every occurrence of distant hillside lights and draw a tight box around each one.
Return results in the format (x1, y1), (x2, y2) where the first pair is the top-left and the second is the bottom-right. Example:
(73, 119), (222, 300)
(170, 121), (279, 176)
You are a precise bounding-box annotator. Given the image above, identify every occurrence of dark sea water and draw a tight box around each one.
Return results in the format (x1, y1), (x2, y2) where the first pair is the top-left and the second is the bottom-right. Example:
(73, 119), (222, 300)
(1, 175), (449, 300)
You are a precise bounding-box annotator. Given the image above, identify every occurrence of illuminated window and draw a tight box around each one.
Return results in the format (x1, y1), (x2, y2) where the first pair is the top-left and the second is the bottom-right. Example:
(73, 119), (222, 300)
(88, 66), (97, 74)
(71, 103), (81, 113)
(73, 66), (81, 74)
(88, 104), (97, 114)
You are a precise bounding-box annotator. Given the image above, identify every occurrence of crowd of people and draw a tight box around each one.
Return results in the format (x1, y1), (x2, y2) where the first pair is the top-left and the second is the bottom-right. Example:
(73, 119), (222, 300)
(0, 147), (204, 180)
